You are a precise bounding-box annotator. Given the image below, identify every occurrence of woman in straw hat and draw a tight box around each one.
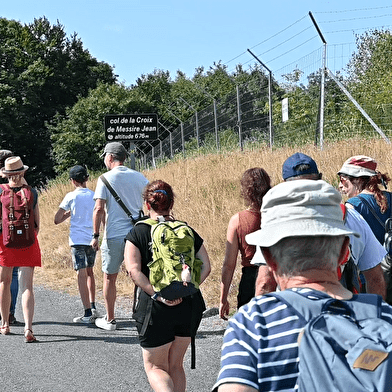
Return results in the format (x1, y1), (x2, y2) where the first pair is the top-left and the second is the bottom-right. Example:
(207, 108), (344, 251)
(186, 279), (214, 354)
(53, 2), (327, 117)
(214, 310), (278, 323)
(0, 156), (41, 342)
(338, 155), (392, 302)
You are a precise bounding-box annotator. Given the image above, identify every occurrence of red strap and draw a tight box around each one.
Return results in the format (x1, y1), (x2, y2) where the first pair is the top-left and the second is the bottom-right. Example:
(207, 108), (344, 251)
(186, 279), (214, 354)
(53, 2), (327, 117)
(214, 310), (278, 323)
(339, 203), (350, 265)
(340, 203), (346, 221)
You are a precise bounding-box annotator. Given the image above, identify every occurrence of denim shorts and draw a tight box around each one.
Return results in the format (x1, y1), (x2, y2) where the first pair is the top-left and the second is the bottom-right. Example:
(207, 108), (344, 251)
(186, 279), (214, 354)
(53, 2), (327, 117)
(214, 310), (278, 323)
(71, 245), (96, 271)
(100, 238), (125, 274)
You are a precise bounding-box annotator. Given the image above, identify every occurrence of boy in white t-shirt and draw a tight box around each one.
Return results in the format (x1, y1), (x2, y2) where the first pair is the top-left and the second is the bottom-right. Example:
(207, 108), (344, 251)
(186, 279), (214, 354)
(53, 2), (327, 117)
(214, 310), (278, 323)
(54, 165), (99, 323)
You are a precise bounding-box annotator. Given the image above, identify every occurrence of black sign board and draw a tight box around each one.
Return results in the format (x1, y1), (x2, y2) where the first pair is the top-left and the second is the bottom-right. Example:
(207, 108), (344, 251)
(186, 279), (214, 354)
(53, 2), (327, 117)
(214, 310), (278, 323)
(104, 114), (158, 141)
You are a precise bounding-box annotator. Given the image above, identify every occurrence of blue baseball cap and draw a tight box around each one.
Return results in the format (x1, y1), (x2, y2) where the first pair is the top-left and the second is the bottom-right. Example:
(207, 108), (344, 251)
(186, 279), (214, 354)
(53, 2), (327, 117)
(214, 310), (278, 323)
(282, 152), (319, 180)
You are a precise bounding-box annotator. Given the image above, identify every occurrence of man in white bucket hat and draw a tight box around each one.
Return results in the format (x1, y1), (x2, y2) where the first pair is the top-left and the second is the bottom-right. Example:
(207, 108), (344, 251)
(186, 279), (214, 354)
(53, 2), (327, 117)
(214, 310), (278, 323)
(213, 180), (392, 392)
(252, 152), (386, 299)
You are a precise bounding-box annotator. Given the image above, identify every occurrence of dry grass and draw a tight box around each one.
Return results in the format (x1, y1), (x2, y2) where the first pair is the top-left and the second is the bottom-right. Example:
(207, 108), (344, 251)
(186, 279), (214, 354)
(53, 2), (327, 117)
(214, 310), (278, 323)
(35, 138), (392, 310)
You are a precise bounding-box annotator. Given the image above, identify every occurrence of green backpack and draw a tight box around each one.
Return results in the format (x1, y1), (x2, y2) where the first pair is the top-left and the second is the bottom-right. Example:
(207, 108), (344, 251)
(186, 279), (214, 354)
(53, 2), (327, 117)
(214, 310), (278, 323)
(140, 218), (203, 300)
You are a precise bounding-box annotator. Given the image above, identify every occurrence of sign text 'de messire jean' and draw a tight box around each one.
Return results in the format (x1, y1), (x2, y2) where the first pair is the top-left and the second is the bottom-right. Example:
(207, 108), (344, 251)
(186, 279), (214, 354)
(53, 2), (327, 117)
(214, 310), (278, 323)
(104, 114), (158, 141)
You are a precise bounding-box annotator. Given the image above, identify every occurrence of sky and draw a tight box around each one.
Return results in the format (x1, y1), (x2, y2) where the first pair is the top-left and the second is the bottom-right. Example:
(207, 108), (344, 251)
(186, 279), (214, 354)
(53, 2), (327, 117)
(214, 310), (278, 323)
(2, 1), (392, 86)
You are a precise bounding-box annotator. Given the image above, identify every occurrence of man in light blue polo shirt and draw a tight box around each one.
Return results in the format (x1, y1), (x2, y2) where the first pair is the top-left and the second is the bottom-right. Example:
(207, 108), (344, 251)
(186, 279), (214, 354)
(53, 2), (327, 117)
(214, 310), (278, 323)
(91, 142), (148, 330)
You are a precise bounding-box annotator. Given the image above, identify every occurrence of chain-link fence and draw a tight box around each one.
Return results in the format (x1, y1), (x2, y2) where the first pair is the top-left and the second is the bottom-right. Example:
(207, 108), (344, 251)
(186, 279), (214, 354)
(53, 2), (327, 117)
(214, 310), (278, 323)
(135, 41), (392, 170)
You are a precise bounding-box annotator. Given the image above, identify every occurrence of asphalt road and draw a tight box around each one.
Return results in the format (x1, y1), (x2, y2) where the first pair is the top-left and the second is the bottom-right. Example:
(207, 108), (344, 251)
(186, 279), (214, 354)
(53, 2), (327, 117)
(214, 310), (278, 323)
(1, 286), (224, 392)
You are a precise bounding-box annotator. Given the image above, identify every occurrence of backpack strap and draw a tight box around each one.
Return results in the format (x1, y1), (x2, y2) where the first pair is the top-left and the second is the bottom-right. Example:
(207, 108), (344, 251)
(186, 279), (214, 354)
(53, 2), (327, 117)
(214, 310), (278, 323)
(139, 295), (153, 337)
(135, 218), (159, 337)
(100, 175), (143, 225)
(135, 218), (158, 227)
(340, 203), (347, 222)
(355, 195), (386, 229)
(273, 290), (381, 322)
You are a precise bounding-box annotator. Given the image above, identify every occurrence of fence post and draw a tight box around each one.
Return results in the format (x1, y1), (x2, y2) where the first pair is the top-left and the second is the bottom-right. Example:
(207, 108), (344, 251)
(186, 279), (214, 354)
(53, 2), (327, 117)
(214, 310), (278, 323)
(158, 121), (174, 159)
(327, 68), (391, 144)
(213, 99), (219, 150)
(236, 85), (243, 150)
(146, 141), (156, 169)
(180, 122), (185, 158)
(247, 49), (274, 147)
(179, 97), (199, 148)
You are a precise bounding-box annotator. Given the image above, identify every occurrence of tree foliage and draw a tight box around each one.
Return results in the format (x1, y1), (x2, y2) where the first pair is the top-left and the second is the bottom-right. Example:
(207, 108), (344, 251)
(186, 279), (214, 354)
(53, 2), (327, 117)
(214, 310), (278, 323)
(2, 14), (392, 179)
(50, 83), (154, 173)
(346, 29), (392, 132)
(0, 17), (116, 185)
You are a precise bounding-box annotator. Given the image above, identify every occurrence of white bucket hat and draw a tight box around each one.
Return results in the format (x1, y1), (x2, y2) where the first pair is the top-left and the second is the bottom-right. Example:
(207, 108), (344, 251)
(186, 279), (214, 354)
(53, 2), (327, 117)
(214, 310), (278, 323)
(246, 179), (359, 248)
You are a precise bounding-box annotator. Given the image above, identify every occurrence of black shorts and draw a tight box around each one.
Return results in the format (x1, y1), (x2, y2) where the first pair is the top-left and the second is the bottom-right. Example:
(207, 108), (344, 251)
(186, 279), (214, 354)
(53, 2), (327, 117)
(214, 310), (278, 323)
(237, 266), (259, 308)
(134, 290), (205, 348)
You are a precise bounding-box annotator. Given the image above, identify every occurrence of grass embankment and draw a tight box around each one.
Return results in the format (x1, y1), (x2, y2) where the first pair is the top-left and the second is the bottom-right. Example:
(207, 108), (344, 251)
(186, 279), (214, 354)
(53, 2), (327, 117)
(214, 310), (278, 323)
(35, 138), (392, 311)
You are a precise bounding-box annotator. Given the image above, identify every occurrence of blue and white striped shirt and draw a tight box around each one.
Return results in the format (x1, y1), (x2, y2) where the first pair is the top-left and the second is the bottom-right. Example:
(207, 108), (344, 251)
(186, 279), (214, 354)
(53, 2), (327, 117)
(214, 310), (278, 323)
(213, 288), (392, 392)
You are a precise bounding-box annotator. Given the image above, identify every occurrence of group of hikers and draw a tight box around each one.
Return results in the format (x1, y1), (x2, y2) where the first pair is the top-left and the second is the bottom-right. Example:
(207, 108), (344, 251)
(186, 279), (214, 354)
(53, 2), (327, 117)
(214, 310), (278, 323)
(1, 142), (392, 392)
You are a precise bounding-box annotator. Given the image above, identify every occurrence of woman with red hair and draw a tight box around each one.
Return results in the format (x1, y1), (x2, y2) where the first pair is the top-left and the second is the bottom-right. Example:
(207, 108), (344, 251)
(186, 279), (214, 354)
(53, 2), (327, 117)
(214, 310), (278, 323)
(338, 155), (392, 302)
(124, 180), (211, 392)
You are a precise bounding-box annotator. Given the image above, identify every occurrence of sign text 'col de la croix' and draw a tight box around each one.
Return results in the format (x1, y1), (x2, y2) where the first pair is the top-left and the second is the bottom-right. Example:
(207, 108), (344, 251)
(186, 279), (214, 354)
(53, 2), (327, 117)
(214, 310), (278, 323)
(104, 114), (158, 141)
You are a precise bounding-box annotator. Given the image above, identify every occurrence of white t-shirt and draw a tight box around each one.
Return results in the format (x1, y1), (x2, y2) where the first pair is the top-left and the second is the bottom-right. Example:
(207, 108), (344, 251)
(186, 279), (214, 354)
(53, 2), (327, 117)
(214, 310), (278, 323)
(94, 166), (149, 239)
(345, 207), (386, 271)
(59, 187), (95, 246)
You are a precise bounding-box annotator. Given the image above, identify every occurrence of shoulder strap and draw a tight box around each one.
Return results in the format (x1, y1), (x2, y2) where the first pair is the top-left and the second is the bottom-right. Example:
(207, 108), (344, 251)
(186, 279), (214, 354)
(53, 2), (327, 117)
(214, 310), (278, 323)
(100, 175), (137, 225)
(356, 195), (385, 229)
(135, 218), (158, 227)
(340, 203), (347, 222)
(273, 290), (381, 322)
(388, 192), (392, 220)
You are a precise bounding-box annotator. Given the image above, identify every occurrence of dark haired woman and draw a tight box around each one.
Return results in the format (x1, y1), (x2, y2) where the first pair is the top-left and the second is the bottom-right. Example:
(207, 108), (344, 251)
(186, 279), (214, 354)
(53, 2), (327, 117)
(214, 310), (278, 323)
(219, 167), (272, 320)
(338, 155), (392, 303)
(124, 180), (211, 392)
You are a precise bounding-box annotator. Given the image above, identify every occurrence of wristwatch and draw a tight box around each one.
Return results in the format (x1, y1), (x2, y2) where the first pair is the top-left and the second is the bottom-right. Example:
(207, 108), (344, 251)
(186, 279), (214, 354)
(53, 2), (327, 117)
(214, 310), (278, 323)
(151, 292), (159, 301)
(92, 233), (99, 239)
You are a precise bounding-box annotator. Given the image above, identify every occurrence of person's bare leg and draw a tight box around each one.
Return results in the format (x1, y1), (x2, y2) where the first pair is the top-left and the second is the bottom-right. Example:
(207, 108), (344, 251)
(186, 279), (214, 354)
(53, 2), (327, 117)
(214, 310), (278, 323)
(103, 272), (117, 320)
(142, 343), (174, 392)
(168, 336), (191, 392)
(77, 268), (90, 309)
(86, 266), (96, 304)
(0, 266), (12, 329)
(19, 267), (35, 331)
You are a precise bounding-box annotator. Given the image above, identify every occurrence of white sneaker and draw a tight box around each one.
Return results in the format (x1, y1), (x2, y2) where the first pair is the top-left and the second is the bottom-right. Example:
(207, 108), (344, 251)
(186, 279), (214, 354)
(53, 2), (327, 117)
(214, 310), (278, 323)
(95, 315), (117, 331)
(91, 309), (100, 319)
(73, 315), (95, 324)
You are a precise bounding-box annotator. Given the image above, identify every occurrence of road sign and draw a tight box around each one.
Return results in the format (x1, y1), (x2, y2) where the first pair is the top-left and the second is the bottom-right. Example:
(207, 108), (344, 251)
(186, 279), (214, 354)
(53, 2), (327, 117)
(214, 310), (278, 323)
(104, 114), (158, 141)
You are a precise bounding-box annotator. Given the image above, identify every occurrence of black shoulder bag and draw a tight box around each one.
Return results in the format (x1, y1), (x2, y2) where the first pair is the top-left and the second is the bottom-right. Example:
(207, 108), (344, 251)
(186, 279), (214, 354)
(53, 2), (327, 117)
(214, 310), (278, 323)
(99, 175), (144, 225)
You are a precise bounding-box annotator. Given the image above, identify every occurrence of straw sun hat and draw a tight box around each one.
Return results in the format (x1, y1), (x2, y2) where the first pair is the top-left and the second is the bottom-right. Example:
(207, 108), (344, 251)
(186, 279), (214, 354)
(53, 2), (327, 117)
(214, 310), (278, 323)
(0, 156), (29, 176)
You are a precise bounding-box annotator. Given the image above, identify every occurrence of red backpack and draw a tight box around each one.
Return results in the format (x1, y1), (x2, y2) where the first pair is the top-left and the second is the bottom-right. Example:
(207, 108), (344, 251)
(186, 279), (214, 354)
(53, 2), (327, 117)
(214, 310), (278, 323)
(0, 184), (35, 248)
